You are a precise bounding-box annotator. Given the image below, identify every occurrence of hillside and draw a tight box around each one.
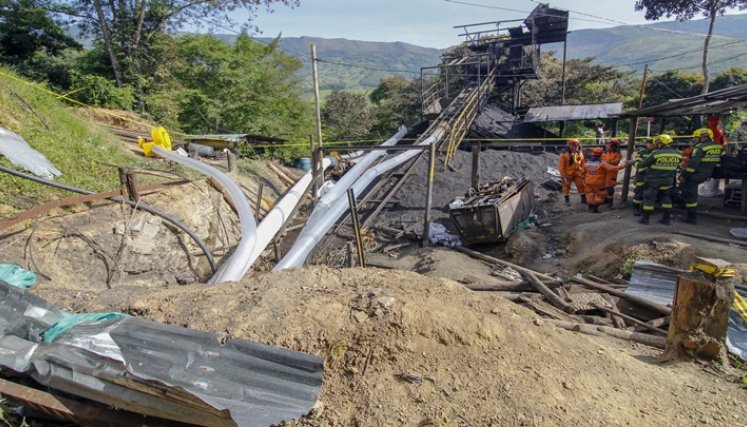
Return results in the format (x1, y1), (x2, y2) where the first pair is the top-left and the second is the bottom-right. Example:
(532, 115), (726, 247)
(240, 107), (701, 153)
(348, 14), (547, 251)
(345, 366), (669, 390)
(0, 68), (139, 215)
(243, 13), (747, 90)
(562, 13), (747, 74)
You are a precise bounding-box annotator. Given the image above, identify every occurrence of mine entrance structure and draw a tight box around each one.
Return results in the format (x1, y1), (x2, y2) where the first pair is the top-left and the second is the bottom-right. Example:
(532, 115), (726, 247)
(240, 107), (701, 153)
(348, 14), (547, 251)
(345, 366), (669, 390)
(420, 4), (569, 167)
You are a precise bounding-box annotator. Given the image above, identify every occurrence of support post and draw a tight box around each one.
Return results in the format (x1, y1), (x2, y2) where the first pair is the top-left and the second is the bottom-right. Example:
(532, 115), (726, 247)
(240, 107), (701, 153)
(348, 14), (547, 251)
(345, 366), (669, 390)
(124, 169), (139, 202)
(227, 151), (237, 173)
(664, 264), (734, 362)
(118, 167), (128, 197)
(347, 188), (365, 267)
(346, 242), (354, 268)
(471, 141), (481, 190)
(621, 64), (648, 203)
(422, 144), (437, 248)
(311, 44), (323, 200)
(254, 182), (264, 218)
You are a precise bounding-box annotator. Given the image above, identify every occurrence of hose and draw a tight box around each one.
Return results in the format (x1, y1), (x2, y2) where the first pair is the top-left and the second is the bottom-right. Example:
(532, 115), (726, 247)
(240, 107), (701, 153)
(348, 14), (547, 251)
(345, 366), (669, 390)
(0, 164), (217, 272)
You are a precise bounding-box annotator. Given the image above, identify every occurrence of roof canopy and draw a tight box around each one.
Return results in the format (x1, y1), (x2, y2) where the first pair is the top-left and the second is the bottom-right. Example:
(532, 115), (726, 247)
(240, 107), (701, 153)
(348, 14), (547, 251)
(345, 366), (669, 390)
(618, 83), (747, 117)
(523, 103), (622, 123)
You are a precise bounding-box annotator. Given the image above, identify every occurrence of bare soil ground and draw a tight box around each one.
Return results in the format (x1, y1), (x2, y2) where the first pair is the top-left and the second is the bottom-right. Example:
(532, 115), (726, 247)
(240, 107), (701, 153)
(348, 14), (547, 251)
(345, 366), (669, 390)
(3, 148), (747, 426)
(30, 267), (746, 427)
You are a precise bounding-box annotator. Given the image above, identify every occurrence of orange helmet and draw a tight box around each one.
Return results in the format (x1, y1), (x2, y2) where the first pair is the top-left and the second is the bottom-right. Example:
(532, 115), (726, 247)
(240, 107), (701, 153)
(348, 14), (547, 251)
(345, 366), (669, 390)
(592, 147), (604, 156)
(608, 139), (620, 147)
(567, 138), (580, 147)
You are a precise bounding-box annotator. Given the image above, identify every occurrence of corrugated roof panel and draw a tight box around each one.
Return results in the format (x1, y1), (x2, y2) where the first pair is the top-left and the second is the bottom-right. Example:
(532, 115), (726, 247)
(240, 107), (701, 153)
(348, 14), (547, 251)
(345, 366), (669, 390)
(523, 103), (622, 123)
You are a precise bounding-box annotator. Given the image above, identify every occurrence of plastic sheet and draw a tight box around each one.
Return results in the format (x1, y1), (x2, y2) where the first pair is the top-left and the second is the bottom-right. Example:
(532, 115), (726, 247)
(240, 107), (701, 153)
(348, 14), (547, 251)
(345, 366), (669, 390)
(0, 127), (62, 179)
(0, 264), (37, 289)
(42, 312), (127, 343)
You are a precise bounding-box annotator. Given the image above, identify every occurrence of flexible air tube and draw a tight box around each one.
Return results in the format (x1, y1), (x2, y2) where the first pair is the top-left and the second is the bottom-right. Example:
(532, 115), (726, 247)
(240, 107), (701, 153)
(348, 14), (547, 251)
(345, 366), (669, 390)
(274, 128), (444, 271)
(240, 156), (336, 272)
(0, 164), (217, 272)
(152, 146), (256, 284)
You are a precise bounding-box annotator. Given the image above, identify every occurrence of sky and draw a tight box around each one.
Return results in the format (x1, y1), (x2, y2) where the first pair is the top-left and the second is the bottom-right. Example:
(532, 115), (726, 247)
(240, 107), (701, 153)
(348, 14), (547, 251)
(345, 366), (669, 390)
(241, 0), (660, 48)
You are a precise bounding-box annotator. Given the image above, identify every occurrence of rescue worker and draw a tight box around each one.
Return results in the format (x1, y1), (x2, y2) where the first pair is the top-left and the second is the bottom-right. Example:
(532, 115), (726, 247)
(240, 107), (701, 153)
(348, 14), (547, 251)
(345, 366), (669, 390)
(558, 138), (586, 206)
(584, 147), (631, 213)
(602, 139), (623, 209)
(639, 133), (682, 225)
(678, 128), (724, 224)
(632, 137), (658, 216)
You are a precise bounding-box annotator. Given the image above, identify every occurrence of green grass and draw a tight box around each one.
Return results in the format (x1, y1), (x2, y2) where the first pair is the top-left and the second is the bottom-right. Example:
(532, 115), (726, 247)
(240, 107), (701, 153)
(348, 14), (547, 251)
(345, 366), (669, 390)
(0, 67), (141, 213)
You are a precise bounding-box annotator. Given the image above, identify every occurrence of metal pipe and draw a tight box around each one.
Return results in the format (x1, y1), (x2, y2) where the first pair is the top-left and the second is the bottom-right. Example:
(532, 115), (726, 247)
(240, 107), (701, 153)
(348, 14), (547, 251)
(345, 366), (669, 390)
(240, 156), (336, 273)
(0, 164), (217, 272)
(153, 146), (255, 283)
(274, 128), (444, 271)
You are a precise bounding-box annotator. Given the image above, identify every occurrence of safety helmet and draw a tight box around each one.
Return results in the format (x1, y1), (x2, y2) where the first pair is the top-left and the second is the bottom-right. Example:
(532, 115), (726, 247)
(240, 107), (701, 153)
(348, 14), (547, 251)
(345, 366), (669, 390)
(592, 147), (604, 156)
(692, 128), (714, 139)
(567, 138), (580, 147)
(657, 134), (673, 145)
(607, 139), (620, 147)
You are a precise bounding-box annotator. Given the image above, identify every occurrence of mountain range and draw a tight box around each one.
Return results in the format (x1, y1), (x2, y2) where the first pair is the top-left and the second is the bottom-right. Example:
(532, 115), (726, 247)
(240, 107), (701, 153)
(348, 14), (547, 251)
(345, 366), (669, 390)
(248, 13), (747, 92)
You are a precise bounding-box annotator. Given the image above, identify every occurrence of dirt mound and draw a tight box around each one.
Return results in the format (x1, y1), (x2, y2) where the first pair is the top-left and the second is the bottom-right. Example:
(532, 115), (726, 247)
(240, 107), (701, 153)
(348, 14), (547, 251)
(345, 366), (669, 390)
(35, 267), (746, 426)
(77, 107), (156, 133)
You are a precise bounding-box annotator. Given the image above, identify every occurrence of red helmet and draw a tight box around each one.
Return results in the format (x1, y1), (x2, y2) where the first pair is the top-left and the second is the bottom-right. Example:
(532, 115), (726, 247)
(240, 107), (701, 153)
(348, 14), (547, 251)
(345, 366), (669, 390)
(592, 147), (604, 156)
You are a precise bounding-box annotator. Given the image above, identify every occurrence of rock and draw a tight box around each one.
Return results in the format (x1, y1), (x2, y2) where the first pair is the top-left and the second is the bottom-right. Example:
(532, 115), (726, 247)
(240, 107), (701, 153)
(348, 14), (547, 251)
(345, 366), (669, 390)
(352, 310), (369, 323)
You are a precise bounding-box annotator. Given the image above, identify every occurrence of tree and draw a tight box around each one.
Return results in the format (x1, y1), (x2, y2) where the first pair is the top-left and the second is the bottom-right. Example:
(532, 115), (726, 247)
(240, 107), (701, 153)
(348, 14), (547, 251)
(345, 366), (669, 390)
(322, 91), (374, 140)
(709, 66), (747, 90)
(369, 76), (421, 136)
(48, 0), (299, 90)
(521, 53), (637, 108)
(0, 0), (80, 63)
(634, 0), (747, 93)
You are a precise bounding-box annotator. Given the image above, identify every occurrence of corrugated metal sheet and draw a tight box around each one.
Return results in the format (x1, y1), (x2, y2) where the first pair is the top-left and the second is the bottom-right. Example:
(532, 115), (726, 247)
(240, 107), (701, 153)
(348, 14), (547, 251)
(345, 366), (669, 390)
(0, 280), (323, 426)
(618, 83), (747, 117)
(523, 103), (622, 123)
(627, 260), (747, 359)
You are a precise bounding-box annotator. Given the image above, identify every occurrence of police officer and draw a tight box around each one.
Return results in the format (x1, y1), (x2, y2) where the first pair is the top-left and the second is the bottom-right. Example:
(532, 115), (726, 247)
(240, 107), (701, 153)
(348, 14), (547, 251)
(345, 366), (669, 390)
(632, 137), (658, 216)
(678, 128), (724, 224)
(639, 134), (682, 225)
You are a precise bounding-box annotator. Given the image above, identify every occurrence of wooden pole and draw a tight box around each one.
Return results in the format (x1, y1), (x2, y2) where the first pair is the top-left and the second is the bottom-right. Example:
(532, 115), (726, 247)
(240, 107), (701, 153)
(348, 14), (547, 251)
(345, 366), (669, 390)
(124, 169), (139, 202)
(525, 270), (575, 313)
(254, 182), (264, 218)
(347, 188), (366, 268)
(591, 303), (668, 335)
(422, 144), (436, 248)
(471, 141), (481, 190)
(621, 64), (648, 203)
(551, 320), (666, 349)
(571, 276), (671, 315)
(455, 246), (558, 284)
(227, 151), (237, 173)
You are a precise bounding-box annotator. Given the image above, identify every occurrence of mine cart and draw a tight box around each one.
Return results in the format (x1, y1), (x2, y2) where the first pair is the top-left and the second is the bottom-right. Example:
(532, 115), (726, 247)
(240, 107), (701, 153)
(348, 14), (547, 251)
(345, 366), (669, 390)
(449, 178), (535, 244)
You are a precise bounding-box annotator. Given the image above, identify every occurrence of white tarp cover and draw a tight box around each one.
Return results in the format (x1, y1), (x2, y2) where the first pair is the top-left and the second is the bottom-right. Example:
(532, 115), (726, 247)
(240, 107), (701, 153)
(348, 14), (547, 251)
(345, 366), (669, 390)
(0, 127), (62, 179)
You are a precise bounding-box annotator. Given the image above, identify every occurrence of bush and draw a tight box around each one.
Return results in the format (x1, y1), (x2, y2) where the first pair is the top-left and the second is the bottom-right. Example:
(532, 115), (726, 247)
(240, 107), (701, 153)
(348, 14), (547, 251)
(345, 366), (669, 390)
(69, 73), (135, 110)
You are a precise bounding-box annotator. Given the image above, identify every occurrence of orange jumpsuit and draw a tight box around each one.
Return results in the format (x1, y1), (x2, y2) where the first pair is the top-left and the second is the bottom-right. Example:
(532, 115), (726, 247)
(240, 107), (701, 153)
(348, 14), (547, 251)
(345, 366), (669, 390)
(584, 157), (627, 206)
(559, 149), (585, 196)
(602, 150), (622, 202)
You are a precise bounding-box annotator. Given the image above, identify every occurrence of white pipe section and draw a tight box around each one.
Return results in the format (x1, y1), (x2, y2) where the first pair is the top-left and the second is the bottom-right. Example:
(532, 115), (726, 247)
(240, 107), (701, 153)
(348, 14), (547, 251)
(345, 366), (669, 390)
(241, 157), (336, 272)
(338, 125), (406, 162)
(153, 146), (257, 284)
(274, 127), (445, 271)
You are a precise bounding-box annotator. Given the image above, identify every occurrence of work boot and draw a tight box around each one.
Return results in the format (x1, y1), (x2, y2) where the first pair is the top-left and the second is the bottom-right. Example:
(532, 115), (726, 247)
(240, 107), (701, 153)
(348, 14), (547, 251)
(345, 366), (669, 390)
(580, 194), (587, 204)
(633, 204), (641, 216)
(564, 195), (570, 206)
(587, 204), (594, 212)
(681, 209), (697, 224)
(639, 213), (650, 225)
(659, 211), (672, 225)
(592, 205), (600, 213)
(607, 199), (614, 209)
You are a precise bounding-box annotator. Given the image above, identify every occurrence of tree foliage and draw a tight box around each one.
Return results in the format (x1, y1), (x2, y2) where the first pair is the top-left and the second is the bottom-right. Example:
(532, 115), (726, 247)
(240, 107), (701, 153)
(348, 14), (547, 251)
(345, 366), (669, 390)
(0, 0), (80, 63)
(47, 0), (299, 90)
(521, 53), (637, 108)
(369, 76), (421, 136)
(634, 0), (747, 92)
(322, 91), (374, 141)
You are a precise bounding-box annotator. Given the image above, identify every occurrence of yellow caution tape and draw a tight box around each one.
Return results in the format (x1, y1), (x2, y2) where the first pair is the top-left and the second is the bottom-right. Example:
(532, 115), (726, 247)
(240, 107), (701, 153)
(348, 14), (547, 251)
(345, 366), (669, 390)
(735, 292), (747, 322)
(690, 263), (736, 278)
